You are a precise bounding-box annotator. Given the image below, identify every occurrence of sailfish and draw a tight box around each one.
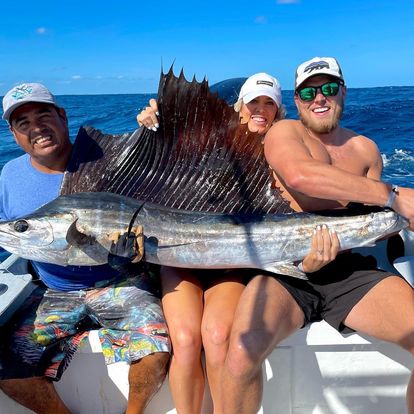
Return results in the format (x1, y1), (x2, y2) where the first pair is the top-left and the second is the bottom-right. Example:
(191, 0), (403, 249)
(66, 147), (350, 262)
(0, 69), (407, 279)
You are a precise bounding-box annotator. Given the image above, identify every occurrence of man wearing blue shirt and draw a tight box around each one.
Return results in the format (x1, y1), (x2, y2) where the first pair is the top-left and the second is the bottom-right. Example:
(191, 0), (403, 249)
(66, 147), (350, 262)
(0, 83), (170, 414)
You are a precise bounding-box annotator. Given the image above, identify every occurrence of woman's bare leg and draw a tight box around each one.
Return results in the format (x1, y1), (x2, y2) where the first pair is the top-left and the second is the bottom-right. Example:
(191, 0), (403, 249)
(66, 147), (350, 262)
(161, 266), (204, 414)
(202, 272), (245, 413)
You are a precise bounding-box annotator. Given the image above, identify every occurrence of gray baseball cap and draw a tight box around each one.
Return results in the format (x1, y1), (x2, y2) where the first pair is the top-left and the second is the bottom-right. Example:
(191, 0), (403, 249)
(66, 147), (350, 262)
(2, 83), (58, 122)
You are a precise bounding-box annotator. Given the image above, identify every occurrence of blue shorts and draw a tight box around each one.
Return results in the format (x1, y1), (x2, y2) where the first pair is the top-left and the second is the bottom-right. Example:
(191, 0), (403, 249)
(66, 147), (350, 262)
(0, 273), (170, 381)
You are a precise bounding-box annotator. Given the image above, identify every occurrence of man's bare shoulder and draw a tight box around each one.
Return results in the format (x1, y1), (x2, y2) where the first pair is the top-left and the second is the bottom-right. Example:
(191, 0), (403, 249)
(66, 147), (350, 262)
(266, 119), (303, 141)
(340, 128), (382, 174)
(342, 127), (379, 151)
(270, 118), (301, 130)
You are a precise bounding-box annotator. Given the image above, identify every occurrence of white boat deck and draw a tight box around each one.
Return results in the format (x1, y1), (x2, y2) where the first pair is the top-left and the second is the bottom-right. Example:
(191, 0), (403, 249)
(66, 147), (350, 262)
(1, 235), (414, 413)
(2, 320), (412, 414)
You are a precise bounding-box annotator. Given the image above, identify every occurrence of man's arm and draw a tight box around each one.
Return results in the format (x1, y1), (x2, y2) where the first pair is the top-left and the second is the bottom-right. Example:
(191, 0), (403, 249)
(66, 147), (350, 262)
(264, 120), (414, 227)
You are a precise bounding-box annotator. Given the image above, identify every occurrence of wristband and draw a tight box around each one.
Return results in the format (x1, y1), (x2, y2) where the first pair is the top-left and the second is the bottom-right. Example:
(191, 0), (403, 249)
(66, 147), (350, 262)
(385, 184), (399, 209)
(297, 261), (304, 272)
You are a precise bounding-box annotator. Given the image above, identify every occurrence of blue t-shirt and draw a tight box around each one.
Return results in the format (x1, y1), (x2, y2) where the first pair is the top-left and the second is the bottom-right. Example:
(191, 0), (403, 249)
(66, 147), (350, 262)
(0, 154), (119, 291)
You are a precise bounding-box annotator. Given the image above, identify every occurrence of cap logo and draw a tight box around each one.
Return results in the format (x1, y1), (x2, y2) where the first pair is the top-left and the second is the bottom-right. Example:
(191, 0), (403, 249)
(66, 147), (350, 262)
(11, 84), (34, 101)
(256, 80), (273, 87)
(304, 60), (330, 74)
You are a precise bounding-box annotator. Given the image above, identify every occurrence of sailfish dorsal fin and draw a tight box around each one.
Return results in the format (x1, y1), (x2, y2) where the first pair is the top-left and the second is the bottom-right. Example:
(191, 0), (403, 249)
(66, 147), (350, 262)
(60, 68), (294, 214)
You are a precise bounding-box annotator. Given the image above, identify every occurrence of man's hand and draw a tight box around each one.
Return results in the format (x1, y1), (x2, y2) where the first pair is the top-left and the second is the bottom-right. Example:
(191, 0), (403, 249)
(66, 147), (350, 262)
(301, 225), (340, 273)
(137, 98), (159, 131)
(391, 187), (414, 231)
(108, 225), (144, 272)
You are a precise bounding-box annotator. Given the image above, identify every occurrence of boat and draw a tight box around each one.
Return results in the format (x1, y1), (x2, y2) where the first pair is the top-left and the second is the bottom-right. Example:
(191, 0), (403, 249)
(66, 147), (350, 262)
(1, 229), (414, 414)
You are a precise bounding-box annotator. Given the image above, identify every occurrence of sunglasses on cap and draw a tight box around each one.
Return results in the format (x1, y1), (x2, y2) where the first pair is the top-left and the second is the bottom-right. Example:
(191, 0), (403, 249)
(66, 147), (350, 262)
(296, 80), (344, 102)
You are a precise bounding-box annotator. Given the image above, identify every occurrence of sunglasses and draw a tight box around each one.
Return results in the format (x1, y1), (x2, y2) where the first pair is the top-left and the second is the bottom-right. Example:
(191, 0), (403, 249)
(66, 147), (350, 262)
(296, 81), (344, 102)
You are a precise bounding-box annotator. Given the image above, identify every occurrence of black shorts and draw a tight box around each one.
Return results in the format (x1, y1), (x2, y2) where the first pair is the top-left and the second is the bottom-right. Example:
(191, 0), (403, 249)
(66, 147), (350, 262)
(274, 252), (398, 333)
(192, 268), (250, 290)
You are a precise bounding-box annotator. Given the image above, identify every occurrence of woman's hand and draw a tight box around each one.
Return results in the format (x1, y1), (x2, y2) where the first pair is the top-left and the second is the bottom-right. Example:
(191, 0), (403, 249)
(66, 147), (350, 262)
(301, 224), (340, 273)
(137, 98), (159, 131)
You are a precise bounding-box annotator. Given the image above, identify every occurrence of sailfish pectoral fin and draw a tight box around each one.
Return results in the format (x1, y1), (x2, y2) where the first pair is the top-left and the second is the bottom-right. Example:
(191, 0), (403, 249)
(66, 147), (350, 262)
(66, 219), (113, 265)
(261, 262), (308, 280)
(66, 219), (97, 246)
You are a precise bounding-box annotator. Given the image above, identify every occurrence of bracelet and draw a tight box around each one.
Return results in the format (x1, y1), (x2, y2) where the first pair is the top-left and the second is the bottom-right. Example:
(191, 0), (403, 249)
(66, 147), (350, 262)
(385, 184), (399, 209)
(297, 261), (304, 272)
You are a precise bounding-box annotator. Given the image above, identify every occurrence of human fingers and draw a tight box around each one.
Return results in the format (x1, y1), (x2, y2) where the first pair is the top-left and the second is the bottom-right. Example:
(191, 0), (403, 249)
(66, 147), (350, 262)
(108, 231), (121, 242)
(137, 108), (158, 130)
(301, 226), (323, 272)
(329, 229), (340, 257)
(315, 225), (324, 257)
(147, 99), (160, 129)
(137, 109), (151, 127)
(149, 98), (159, 114)
(321, 224), (331, 257)
(392, 187), (414, 227)
(310, 226), (319, 253)
(137, 101), (159, 131)
(320, 224), (341, 261)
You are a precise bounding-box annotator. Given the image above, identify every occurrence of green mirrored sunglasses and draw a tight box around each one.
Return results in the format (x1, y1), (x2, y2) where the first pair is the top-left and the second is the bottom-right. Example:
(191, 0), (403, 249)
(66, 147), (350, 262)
(296, 81), (344, 102)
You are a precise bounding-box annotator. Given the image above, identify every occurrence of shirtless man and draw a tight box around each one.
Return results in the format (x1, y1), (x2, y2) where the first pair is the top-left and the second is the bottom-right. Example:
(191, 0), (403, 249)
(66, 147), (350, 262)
(220, 56), (414, 414)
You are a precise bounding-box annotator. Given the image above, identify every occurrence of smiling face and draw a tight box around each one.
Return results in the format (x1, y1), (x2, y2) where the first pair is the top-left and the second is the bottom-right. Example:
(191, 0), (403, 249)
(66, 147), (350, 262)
(294, 75), (346, 134)
(9, 102), (72, 172)
(239, 95), (279, 135)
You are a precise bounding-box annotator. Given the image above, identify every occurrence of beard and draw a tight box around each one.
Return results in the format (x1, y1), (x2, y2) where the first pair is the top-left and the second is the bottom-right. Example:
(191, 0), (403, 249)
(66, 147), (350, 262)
(299, 99), (344, 134)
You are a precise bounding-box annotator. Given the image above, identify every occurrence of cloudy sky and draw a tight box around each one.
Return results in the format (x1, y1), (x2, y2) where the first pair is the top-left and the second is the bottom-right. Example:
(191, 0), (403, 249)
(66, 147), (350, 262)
(1, 0), (413, 94)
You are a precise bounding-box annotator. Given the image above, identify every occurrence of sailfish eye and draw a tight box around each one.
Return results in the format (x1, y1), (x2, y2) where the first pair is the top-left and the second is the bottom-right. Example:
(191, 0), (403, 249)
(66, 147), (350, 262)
(14, 220), (29, 232)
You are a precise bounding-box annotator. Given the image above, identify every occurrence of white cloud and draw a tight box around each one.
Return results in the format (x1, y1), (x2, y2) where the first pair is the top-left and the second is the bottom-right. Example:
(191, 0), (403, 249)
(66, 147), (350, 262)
(255, 16), (268, 24)
(35, 27), (47, 35)
(71, 75), (82, 80)
(117, 75), (124, 79)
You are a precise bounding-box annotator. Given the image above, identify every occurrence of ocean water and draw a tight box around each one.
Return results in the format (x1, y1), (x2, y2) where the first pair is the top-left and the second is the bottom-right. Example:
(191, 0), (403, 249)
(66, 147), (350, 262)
(0, 86), (413, 186)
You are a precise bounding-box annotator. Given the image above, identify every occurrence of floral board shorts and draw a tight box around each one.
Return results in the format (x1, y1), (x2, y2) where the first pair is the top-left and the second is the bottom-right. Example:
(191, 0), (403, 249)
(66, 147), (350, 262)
(0, 273), (170, 381)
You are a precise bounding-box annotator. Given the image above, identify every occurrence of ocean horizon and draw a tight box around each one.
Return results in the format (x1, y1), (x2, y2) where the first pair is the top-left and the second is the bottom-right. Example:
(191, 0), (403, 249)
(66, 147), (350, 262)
(0, 85), (413, 187)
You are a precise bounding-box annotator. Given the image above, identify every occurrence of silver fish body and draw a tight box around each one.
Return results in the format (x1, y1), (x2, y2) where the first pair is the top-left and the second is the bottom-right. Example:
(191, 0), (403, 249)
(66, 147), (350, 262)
(0, 193), (140, 266)
(0, 192), (408, 279)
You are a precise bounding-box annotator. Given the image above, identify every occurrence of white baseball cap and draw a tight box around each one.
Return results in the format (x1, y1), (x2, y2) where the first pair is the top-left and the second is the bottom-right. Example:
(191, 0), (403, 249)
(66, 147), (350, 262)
(295, 57), (344, 89)
(239, 73), (282, 108)
(2, 83), (58, 122)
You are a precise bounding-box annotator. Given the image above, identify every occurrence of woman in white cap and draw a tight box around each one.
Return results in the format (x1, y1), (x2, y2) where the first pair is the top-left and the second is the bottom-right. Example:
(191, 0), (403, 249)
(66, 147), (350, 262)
(233, 72), (286, 136)
(137, 73), (286, 414)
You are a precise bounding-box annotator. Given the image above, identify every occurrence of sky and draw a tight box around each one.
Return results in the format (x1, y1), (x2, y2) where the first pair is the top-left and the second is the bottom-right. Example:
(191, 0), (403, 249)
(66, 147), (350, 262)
(1, 0), (413, 95)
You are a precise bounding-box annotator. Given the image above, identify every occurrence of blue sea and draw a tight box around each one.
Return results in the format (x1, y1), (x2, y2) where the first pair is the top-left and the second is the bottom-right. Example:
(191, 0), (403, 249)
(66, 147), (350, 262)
(1, 87), (413, 187)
